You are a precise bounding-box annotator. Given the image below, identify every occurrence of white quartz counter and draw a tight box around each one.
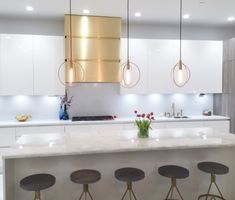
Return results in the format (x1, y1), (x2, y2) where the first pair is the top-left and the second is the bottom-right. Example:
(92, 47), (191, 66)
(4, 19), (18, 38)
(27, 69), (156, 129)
(2, 127), (235, 159)
(0, 115), (230, 128)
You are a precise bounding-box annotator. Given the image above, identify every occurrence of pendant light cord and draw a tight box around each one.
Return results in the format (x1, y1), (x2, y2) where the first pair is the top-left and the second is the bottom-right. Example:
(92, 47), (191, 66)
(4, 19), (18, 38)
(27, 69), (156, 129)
(179, 0), (182, 61)
(69, 0), (73, 65)
(127, 0), (130, 63)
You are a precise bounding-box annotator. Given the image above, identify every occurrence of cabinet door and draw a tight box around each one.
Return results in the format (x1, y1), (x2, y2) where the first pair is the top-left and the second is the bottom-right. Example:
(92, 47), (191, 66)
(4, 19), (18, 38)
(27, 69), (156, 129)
(92, 124), (124, 131)
(65, 125), (91, 133)
(0, 128), (15, 147)
(15, 126), (64, 137)
(166, 121), (204, 128)
(0, 34), (33, 95)
(204, 121), (230, 133)
(179, 40), (223, 93)
(148, 40), (176, 93)
(33, 36), (65, 95)
(120, 39), (149, 94)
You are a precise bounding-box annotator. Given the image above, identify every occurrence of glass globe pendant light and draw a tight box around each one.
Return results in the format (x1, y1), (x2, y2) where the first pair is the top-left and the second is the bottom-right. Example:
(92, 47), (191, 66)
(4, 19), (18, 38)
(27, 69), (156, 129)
(58, 0), (84, 86)
(172, 0), (190, 87)
(120, 0), (140, 88)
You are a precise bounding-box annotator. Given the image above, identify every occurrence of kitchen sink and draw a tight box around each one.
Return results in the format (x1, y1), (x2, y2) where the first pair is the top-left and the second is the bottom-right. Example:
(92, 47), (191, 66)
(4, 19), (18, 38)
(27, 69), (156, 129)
(174, 116), (189, 119)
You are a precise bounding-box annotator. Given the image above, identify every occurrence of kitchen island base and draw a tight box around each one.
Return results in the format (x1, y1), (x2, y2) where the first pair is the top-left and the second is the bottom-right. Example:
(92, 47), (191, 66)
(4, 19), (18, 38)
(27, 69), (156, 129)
(4, 147), (234, 200)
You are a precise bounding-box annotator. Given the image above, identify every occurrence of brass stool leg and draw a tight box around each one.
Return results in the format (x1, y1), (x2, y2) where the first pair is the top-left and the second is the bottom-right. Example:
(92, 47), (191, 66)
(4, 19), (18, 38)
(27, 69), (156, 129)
(120, 182), (138, 200)
(34, 191), (41, 200)
(198, 174), (226, 200)
(78, 184), (94, 200)
(165, 178), (184, 200)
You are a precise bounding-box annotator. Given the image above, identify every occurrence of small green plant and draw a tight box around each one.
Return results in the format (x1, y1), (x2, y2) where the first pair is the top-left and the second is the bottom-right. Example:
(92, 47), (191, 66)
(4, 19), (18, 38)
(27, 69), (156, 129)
(134, 110), (154, 138)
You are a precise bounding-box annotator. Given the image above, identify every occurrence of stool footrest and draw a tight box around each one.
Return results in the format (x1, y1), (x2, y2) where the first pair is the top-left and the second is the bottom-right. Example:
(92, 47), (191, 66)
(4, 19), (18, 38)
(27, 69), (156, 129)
(198, 194), (226, 200)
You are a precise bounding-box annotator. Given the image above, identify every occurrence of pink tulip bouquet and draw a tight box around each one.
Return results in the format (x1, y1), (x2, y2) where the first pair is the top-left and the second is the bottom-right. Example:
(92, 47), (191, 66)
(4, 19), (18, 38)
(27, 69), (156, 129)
(134, 110), (155, 138)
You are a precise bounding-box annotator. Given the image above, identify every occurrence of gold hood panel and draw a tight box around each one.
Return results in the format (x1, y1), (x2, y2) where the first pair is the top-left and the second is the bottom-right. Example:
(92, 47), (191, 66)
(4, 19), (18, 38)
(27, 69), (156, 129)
(64, 15), (121, 83)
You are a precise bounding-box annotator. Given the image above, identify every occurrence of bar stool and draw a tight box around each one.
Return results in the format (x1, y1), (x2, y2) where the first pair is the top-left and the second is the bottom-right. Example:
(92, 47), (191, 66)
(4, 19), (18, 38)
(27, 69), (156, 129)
(158, 165), (189, 200)
(70, 169), (101, 200)
(115, 167), (145, 200)
(198, 161), (229, 200)
(20, 173), (56, 200)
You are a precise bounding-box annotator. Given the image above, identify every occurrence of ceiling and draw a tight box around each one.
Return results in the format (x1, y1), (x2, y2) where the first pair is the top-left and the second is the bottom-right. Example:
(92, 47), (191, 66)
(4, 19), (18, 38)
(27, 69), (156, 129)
(0, 0), (234, 26)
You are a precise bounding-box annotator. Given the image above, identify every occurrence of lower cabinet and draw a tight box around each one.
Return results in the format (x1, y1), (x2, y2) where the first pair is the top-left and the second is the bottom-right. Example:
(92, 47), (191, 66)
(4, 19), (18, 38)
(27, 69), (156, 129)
(15, 126), (65, 138)
(203, 121), (230, 133)
(0, 128), (15, 147)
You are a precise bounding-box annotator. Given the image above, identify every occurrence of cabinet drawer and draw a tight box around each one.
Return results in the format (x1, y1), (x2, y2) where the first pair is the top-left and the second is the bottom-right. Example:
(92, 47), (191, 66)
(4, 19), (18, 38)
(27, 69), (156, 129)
(15, 126), (64, 137)
(0, 128), (15, 147)
(166, 121), (204, 128)
(65, 125), (91, 133)
(204, 120), (230, 133)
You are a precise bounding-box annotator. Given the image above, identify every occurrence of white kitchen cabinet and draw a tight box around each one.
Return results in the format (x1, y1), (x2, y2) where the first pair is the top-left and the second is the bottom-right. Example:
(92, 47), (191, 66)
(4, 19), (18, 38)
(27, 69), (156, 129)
(0, 34), (65, 96)
(166, 121), (204, 129)
(0, 128), (15, 147)
(65, 124), (124, 133)
(121, 39), (223, 94)
(120, 39), (149, 94)
(33, 35), (65, 96)
(0, 34), (34, 95)
(204, 120), (230, 133)
(65, 125), (92, 133)
(15, 126), (64, 137)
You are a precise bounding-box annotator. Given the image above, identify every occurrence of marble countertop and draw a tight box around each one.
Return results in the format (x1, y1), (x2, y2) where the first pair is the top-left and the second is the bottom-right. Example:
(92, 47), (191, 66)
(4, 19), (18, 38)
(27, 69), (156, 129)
(2, 127), (235, 159)
(0, 115), (230, 128)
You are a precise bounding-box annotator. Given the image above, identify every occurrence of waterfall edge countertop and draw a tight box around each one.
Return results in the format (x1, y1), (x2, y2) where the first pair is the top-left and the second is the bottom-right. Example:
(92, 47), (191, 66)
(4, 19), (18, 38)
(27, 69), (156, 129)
(2, 127), (235, 159)
(0, 115), (230, 128)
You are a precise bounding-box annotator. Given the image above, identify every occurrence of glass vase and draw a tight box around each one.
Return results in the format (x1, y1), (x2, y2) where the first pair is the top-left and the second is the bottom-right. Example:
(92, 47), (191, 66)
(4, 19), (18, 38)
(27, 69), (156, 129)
(137, 127), (149, 138)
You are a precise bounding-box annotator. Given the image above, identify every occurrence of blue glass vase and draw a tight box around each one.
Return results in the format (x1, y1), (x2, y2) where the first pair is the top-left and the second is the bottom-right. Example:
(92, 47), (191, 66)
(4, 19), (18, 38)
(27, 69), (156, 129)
(59, 105), (64, 120)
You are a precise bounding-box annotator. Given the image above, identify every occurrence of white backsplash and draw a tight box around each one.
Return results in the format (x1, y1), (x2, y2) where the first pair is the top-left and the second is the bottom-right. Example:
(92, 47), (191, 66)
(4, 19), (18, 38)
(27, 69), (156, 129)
(0, 83), (213, 121)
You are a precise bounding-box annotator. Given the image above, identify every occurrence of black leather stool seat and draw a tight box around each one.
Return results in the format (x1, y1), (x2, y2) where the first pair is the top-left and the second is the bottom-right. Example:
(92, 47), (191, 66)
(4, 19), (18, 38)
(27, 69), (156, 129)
(158, 165), (189, 179)
(115, 167), (145, 182)
(71, 169), (101, 184)
(198, 162), (229, 175)
(20, 174), (56, 191)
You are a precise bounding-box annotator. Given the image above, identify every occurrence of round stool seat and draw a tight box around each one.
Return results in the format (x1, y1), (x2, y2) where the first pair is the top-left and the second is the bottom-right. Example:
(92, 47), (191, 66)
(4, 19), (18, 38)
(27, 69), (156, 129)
(115, 167), (145, 182)
(71, 169), (101, 184)
(20, 174), (56, 191)
(158, 165), (189, 179)
(198, 162), (229, 175)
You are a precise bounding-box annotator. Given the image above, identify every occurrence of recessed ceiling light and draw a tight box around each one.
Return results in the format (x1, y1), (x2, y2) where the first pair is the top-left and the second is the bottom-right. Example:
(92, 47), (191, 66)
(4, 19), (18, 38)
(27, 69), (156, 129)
(183, 14), (190, 19)
(227, 16), (235, 22)
(26, 6), (34, 12)
(134, 12), (142, 17)
(83, 9), (90, 14)
(199, 1), (206, 5)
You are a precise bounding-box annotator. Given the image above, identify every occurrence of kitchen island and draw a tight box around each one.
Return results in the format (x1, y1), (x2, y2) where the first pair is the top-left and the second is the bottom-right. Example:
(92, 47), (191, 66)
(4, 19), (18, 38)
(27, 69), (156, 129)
(3, 128), (235, 200)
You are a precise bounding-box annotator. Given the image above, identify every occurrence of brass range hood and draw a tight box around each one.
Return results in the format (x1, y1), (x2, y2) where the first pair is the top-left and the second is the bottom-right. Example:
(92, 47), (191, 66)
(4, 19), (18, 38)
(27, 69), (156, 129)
(64, 15), (121, 83)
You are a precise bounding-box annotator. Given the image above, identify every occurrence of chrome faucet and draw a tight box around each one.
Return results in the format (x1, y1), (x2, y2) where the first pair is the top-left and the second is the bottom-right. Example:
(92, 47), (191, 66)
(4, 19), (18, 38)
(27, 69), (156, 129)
(172, 102), (175, 117)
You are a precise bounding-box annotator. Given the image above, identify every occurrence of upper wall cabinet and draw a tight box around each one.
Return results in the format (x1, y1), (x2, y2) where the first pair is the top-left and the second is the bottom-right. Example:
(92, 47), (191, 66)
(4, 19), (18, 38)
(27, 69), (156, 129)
(33, 36), (65, 95)
(0, 34), (65, 96)
(120, 39), (223, 94)
(0, 34), (34, 95)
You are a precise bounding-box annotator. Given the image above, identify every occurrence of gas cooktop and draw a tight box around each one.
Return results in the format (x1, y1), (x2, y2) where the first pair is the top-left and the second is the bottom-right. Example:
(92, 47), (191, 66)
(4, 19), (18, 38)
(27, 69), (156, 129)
(72, 116), (114, 121)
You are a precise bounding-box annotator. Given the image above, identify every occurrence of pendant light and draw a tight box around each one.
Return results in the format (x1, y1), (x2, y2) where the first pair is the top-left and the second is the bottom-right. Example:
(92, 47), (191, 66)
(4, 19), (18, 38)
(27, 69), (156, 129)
(58, 0), (84, 86)
(120, 0), (140, 88)
(172, 0), (190, 87)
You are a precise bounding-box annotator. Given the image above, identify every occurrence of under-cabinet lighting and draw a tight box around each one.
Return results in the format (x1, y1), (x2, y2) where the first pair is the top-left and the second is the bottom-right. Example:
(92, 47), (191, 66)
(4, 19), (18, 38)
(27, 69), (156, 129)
(227, 16), (235, 21)
(134, 12), (142, 17)
(183, 14), (190, 19)
(83, 9), (90, 14)
(26, 6), (34, 12)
